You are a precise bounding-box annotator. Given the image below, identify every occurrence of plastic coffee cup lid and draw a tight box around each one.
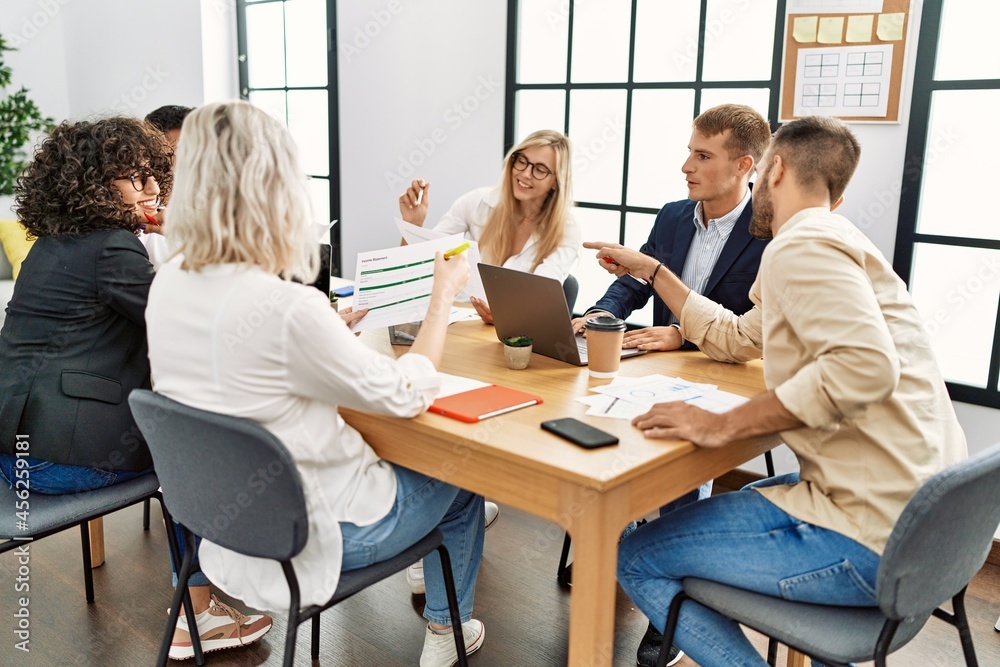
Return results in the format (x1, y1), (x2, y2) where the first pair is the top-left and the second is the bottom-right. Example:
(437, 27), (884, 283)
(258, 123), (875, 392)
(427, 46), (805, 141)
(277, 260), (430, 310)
(584, 315), (626, 332)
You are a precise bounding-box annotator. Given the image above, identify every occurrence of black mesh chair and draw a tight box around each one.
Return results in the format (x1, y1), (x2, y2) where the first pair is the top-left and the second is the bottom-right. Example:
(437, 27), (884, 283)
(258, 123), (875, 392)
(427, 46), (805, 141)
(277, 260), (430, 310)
(656, 443), (1000, 667)
(0, 472), (163, 603)
(129, 389), (469, 667)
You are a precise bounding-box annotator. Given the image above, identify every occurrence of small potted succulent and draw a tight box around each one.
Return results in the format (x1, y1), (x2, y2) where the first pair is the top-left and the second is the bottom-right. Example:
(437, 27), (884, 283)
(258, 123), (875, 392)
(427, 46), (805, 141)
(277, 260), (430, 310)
(501, 335), (533, 370)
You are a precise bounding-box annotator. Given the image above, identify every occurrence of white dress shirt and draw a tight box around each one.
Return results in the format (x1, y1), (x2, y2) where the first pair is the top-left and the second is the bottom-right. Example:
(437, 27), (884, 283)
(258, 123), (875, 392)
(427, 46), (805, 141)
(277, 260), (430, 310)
(146, 261), (441, 609)
(433, 186), (581, 283)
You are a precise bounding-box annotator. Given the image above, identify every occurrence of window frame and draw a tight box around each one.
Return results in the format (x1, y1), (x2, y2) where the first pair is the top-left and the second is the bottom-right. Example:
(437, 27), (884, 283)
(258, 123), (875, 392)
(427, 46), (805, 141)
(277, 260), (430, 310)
(893, 0), (1000, 408)
(236, 0), (343, 276)
(504, 0), (786, 317)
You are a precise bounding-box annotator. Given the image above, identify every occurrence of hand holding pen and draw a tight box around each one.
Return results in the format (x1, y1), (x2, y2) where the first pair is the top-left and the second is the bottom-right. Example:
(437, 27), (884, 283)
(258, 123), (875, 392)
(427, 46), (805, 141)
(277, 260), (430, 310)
(141, 210), (166, 235)
(398, 178), (430, 227)
(432, 246), (470, 301)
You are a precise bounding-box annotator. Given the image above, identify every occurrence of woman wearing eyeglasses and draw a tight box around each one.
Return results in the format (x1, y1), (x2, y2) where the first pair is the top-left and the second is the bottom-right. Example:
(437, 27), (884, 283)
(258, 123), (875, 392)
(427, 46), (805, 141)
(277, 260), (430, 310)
(399, 129), (580, 324)
(0, 118), (169, 486)
(0, 117), (274, 660)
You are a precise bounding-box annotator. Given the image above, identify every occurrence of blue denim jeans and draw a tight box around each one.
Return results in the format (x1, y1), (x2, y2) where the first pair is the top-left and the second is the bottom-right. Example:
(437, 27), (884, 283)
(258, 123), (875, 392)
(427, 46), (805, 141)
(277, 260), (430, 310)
(340, 464), (485, 626)
(0, 454), (150, 494)
(0, 454), (210, 587)
(617, 474), (880, 667)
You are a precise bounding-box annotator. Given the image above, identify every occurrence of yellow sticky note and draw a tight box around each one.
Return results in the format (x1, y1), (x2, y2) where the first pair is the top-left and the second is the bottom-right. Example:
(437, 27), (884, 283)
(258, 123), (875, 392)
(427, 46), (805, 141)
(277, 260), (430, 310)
(877, 12), (905, 41)
(818, 16), (845, 44)
(846, 14), (874, 43)
(793, 16), (818, 43)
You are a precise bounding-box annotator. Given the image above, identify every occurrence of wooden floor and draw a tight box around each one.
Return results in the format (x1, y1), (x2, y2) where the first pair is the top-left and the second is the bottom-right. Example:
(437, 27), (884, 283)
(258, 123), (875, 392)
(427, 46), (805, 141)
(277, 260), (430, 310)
(1, 501), (998, 666)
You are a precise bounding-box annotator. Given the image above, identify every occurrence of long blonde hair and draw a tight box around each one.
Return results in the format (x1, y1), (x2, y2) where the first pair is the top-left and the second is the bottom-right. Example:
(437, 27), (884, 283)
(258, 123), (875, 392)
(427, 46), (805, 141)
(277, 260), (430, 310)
(479, 130), (573, 272)
(168, 101), (318, 282)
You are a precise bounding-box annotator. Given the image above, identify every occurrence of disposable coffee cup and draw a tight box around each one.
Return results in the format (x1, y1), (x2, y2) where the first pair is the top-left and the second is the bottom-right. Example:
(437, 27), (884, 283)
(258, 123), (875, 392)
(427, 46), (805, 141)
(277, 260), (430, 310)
(584, 316), (626, 379)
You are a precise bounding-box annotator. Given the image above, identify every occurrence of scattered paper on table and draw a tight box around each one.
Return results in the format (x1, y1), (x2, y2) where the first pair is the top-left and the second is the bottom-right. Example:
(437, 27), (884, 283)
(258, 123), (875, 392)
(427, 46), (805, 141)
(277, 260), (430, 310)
(436, 372), (490, 399)
(448, 308), (481, 325)
(583, 374), (749, 420)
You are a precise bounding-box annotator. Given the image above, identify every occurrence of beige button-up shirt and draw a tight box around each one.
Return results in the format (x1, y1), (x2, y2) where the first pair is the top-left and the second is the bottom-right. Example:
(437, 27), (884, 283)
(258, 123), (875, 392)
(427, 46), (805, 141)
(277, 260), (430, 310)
(680, 207), (967, 554)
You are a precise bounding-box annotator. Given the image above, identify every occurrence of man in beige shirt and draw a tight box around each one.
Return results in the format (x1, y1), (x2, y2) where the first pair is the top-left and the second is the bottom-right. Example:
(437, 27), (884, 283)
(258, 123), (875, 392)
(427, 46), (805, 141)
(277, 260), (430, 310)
(589, 116), (967, 667)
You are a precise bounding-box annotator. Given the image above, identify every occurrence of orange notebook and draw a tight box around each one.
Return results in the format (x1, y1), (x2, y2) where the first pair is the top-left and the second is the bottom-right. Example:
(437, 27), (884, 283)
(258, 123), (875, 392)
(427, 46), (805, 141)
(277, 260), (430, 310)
(429, 385), (543, 423)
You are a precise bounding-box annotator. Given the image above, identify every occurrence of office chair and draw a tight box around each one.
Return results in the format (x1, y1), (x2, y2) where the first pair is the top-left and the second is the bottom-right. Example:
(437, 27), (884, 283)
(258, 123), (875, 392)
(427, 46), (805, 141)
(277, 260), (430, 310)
(129, 390), (469, 667)
(556, 450), (777, 587)
(563, 274), (579, 315)
(656, 443), (1000, 667)
(0, 473), (163, 603)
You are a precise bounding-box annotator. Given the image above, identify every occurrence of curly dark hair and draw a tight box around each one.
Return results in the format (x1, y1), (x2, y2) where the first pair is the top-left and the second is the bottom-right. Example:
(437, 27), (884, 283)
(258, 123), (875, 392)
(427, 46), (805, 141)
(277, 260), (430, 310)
(14, 117), (173, 238)
(145, 104), (193, 134)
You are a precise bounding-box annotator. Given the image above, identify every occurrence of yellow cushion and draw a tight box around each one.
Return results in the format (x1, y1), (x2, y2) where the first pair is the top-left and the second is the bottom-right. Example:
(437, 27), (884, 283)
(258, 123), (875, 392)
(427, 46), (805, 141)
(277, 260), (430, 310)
(0, 220), (35, 280)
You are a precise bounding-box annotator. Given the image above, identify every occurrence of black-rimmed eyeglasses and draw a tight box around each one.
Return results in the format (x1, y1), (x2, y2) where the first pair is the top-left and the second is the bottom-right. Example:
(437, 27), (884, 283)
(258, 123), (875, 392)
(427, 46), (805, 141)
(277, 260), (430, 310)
(511, 153), (554, 180)
(117, 171), (156, 192)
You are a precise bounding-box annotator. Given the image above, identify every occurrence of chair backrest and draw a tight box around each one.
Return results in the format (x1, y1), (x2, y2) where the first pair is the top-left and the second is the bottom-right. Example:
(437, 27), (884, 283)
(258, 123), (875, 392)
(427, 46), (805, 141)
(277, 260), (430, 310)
(128, 390), (309, 561)
(562, 274), (579, 315)
(877, 443), (1000, 619)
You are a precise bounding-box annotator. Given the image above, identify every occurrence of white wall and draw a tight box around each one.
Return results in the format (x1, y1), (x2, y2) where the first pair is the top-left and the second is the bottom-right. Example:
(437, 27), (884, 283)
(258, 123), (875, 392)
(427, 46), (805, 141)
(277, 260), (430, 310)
(0, 0), (236, 122)
(337, 0), (506, 278)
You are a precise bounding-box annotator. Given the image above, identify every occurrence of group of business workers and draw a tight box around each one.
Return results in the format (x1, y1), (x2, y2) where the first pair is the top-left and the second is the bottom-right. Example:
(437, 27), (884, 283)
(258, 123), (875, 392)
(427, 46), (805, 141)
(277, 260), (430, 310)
(0, 97), (966, 667)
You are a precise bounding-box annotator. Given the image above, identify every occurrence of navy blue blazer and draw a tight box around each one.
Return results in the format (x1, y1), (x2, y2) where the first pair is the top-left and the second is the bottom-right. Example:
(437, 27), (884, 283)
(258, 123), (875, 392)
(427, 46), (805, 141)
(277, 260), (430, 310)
(592, 198), (767, 331)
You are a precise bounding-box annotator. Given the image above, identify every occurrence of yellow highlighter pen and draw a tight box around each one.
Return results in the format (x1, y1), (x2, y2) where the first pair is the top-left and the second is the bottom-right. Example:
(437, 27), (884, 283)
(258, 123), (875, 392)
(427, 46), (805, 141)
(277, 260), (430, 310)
(444, 241), (471, 260)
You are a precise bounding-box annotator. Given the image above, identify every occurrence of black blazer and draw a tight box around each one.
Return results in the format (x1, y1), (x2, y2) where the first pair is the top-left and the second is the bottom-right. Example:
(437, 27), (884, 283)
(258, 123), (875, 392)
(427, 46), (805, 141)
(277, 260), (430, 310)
(592, 198), (767, 342)
(0, 229), (154, 471)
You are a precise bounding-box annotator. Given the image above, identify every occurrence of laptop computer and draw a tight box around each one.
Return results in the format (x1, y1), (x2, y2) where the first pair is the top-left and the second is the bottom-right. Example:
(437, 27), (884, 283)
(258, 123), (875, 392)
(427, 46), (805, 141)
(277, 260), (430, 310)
(478, 264), (645, 367)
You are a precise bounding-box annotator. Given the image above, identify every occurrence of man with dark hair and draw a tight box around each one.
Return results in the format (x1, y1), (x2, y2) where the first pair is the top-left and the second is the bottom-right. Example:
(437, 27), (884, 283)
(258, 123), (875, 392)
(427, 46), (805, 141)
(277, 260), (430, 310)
(139, 105), (192, 257)
(591, 116), (966, 666)
(145, 104), (193, 151)
(573, 103), (772, 666)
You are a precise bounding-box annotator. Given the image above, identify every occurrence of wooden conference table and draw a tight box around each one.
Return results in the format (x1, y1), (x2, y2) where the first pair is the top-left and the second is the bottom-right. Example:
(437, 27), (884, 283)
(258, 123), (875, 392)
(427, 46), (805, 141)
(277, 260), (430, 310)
(341, 319), (782, 667)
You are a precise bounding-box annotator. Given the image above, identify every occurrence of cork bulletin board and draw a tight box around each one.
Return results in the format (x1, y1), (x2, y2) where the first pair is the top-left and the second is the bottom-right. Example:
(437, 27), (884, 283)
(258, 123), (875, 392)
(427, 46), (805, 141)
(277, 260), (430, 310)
(779, 0), (913, 123)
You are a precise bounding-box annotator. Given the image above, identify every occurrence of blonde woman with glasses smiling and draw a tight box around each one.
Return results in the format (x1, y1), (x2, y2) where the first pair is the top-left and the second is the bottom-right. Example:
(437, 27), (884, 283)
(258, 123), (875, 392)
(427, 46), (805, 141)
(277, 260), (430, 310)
(399, 129), (581, 324)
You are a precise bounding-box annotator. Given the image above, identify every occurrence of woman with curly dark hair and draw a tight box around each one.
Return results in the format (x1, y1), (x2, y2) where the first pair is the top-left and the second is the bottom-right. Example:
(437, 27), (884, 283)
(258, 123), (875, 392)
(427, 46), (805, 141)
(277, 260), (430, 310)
(0, 116), (274, 658)
(0, 116), (169, 486)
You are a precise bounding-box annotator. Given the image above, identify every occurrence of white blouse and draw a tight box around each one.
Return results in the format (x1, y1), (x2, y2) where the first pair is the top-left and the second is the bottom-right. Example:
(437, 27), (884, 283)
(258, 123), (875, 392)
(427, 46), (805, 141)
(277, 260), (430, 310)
(146, 261), (440, 609)
(434, 186), (581, 284)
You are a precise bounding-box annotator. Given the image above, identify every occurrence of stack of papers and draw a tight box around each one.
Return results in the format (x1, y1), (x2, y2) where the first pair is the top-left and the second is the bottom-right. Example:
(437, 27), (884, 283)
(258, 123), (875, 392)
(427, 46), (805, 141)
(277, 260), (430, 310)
(577, 374), (749, 420)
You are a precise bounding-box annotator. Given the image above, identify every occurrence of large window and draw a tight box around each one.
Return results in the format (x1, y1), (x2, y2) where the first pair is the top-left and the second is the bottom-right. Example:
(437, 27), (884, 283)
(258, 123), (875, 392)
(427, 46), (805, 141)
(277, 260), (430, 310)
(895, 0), (1000, 408)
(505, 0), (785, 321)
(237, 0), (341, 274)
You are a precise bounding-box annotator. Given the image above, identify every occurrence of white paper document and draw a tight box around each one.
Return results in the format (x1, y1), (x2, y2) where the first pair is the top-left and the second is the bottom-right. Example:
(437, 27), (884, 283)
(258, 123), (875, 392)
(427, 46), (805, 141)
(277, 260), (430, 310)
(787, 0), (883, 13)
(436, 372), (490, 399)
(582, 374), (750, 420)
(394, 217), (487, 301)
(792, 44), (893, 118)
(351, 234), (463, 332)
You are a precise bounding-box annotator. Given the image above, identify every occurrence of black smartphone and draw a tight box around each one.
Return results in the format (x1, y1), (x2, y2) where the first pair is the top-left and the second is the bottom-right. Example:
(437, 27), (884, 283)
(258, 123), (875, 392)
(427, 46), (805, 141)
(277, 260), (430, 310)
(541, 418), (619, 449)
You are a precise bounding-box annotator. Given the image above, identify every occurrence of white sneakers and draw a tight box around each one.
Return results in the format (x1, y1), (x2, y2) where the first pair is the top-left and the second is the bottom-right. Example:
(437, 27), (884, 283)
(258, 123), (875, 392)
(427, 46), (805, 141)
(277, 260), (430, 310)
(419, 619), (485, 667)
(407, 558), (427, 595)
(484, 501), (500, 529)
(169, 595), (273, 660)
(407, 501), (500, 596)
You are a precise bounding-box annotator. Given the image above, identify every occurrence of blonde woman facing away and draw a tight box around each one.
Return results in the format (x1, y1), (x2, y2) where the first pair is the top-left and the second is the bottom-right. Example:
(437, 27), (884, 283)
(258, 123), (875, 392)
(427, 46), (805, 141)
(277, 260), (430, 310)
(146, 101), (487, 667)
(399, 129), (581, 324)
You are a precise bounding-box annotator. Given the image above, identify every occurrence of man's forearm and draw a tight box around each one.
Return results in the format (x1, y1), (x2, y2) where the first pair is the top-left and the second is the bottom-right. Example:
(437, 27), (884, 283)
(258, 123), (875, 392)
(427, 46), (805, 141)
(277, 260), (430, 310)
(717, 390), (803, 444)
(648, 261), (692, 320)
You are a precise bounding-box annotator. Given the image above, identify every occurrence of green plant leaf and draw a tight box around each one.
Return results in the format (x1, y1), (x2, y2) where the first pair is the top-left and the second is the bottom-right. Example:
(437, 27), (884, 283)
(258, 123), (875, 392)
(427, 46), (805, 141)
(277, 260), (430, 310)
(0, 33), (53, 196)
